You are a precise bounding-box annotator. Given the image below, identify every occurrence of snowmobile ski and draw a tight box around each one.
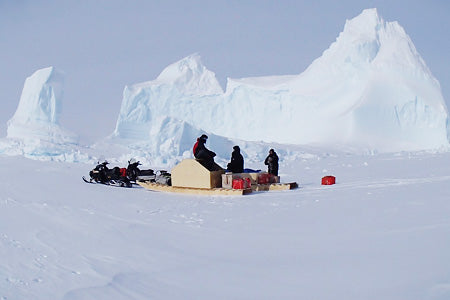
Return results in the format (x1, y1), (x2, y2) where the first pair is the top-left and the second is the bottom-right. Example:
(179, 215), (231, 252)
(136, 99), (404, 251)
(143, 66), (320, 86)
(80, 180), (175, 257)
(82, 176), (94, 183)
(82, 176), (132, 188)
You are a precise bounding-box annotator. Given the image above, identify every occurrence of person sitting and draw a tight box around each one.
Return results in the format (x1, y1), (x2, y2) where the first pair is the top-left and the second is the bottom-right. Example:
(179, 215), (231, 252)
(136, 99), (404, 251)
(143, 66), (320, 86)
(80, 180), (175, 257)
(227, 145), (244, 173)
(264, 148), (279, 176)
(193, 134), (216, 170)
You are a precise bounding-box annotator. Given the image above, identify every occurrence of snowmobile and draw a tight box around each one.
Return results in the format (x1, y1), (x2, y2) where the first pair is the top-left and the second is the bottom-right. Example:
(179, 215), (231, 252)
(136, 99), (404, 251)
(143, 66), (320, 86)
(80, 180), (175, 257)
(126, 159), (155, 182)
(126, 159), (172, 186)
(154, 170), (172, 186)
(82, 161), (132, 187)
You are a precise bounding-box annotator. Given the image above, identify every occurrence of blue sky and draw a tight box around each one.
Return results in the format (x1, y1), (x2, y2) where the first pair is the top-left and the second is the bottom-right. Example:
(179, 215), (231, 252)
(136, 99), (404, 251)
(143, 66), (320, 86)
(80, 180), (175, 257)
(0, 0), (449, 141)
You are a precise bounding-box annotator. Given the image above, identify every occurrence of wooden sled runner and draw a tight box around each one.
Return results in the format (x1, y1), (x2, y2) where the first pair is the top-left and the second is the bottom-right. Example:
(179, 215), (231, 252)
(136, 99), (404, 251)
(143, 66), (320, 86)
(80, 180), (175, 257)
(137, 181), (253, 195)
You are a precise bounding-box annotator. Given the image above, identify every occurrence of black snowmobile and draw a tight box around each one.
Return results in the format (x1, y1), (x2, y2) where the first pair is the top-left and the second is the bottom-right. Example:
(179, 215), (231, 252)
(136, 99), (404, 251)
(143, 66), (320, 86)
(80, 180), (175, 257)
(154, 170), (172, 186)
(126, 159), (172, 186)
(82, 161), (132, 187)
(126, 159), (155, 182)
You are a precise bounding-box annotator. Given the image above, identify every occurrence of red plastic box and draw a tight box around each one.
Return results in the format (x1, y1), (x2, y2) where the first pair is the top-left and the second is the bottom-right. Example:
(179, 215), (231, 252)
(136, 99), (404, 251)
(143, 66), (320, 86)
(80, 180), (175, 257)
(244, 177), (251, 188)
(232, 178), (251, 189)
(321, 176), (336, 185)
(257, 173), (271, 184)
(232, 178), (244, 189)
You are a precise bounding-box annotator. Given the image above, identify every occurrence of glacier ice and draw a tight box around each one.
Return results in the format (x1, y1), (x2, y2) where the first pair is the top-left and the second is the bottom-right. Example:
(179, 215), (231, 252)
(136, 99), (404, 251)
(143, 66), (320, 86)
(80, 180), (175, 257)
(0, 67), (87, 161)
(113, 53), (223, 141)
(109, 53), (236, 163)
(7, 66), (77, 143)
(112, 8), (449, 154)
(2, 8), (449, 165)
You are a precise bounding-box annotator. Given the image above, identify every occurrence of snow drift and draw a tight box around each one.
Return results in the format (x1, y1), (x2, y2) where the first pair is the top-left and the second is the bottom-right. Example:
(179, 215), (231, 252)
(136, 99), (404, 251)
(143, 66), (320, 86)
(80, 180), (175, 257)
(112, 8), (449, 154)
(0, 67), (86, 161)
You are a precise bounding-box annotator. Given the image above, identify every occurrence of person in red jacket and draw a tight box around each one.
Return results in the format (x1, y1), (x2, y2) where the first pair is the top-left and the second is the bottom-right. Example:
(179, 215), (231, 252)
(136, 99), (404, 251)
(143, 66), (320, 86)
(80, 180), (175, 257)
(193, 134), (216, 170)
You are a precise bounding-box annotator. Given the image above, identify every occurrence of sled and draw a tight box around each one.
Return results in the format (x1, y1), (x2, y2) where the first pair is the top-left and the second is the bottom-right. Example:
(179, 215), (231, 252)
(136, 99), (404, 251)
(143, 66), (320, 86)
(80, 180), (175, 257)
(252, 182), (298, 191)
(137, 180), (297, 195)
(137, 181), (252, 195)
(137, 159), (298, 196)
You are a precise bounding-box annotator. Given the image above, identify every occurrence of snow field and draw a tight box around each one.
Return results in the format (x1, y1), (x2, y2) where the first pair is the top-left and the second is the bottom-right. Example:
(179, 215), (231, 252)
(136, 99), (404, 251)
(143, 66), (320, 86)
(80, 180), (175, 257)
(1, 7), (450, 299)
(2, 151), (450, 299)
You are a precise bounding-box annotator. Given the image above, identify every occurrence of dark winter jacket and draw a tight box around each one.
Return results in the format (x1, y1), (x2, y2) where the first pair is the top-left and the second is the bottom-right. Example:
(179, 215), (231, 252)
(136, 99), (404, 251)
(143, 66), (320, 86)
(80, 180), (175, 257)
(227, 149), (244, 173)
(193, 138), (216, 160)
(264, 150), (279, 176)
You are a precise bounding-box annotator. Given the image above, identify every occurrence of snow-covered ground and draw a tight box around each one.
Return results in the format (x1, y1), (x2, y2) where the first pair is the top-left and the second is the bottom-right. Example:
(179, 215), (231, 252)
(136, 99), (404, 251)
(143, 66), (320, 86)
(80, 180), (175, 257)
(2, 149), (450, 300)
(1, 7), (450, 300)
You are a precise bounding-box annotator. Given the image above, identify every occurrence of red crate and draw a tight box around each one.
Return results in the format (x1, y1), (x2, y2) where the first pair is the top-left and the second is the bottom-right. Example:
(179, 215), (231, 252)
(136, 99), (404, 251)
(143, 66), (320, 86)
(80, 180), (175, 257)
(244, 177), (251, 188)
(321, 176), (336, 185)
(232, 178), (245, 189)
(257, 173), (271, 184)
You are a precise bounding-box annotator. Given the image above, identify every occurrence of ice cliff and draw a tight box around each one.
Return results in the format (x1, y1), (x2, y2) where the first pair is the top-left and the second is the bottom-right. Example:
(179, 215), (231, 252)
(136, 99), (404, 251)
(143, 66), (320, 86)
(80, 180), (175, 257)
(110, 53), (236, 162)
(2, 9), (447, 164)
(0, 67), (82, 161)
(112, 8), (449, 154)
(113, 53), (223, 141)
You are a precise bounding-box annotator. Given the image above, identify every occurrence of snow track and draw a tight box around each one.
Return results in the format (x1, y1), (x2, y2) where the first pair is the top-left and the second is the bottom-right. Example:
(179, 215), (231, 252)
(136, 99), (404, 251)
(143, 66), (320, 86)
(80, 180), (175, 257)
(301, 175), (450, 194)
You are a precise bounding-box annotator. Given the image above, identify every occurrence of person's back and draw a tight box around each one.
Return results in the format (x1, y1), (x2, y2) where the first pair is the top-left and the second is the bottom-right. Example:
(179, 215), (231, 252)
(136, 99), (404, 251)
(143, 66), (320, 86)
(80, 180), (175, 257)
(192, 138), (202, 158)
(228, 145), (244, 173)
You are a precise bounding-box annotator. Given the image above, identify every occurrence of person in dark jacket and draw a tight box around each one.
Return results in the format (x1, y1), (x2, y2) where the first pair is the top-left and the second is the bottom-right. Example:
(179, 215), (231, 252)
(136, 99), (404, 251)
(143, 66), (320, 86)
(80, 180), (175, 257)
(193, 134), (216, 169)
(227, 145), (244, 173)
(264, 148), (279, 176)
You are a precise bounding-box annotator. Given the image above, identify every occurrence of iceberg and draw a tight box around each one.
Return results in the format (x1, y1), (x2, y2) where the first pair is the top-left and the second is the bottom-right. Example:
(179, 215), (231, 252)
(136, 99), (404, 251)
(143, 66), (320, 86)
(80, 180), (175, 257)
(0, 67), (84, 161)
(112, 8), (449, 154)
(113, 53), (223, 141)
(108, 53), (236, 163)
(282, 8), (449, 151)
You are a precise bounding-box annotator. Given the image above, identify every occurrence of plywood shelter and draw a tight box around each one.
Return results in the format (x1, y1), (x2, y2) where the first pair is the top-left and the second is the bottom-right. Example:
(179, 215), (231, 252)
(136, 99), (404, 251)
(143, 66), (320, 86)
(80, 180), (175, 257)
(171, 159), (225, 189)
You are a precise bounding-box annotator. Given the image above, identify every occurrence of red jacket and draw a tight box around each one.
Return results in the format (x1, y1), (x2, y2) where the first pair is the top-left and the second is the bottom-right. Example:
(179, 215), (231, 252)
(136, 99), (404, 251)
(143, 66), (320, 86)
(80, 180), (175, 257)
(193, 138), (200, 156)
